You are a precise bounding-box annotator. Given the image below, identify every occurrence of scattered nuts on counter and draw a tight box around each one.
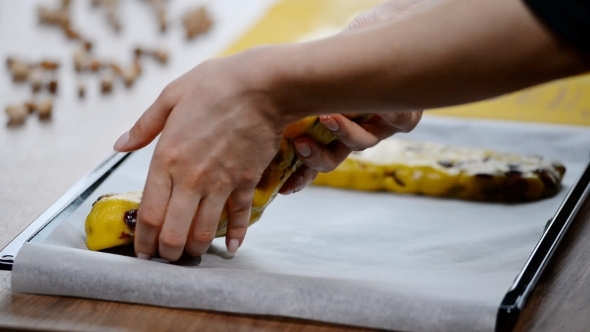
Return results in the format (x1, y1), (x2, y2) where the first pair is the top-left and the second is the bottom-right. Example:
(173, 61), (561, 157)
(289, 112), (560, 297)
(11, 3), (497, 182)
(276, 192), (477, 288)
(91, 0), (121, 33)
(73, 43), (104, 73)
(110, 60), (142, 88)
(182, 6), (213, 40)
(38, 0), (89, 42)
(5, 2), (213, 129)
(142, 0), (168, 33)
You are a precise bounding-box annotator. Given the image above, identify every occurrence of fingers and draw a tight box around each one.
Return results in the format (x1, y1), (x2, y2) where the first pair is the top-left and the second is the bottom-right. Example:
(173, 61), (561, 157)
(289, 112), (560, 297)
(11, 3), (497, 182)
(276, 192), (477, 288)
(294, 136), (351, 173)
(279, 165), (319, 195)
(134, 164), (172, 260)
(224, 188), (255, 253)
(157, 186), (201, 262)
(186, 193), (228, 257)
(113, 84), (177, 152)
(377, 110), (423, 133)
(278, 166), (306, 194)
(319, 114), (393, 151)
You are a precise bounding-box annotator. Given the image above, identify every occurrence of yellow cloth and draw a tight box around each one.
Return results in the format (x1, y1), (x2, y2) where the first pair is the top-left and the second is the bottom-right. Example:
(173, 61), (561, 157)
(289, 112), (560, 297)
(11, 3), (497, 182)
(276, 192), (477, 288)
(221, 0), (590, 126)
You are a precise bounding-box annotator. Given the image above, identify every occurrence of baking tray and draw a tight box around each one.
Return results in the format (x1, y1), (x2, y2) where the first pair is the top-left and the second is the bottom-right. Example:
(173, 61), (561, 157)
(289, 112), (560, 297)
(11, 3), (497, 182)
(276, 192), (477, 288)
(1, 150), (589, 332)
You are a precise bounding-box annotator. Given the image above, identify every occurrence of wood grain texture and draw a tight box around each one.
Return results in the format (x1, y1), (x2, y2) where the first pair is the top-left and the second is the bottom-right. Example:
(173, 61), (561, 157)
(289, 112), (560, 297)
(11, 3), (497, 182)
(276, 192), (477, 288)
(0, 274), (380, 332)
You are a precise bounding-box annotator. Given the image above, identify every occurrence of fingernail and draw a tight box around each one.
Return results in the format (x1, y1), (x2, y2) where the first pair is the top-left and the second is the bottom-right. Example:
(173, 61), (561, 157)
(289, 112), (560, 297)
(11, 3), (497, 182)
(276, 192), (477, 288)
(295, 142), (311, 157)
(227, 239), (240, 254)
(322, 117), (339, 131)
(137, 253), (150, 260)
(113, 131), (130, 151)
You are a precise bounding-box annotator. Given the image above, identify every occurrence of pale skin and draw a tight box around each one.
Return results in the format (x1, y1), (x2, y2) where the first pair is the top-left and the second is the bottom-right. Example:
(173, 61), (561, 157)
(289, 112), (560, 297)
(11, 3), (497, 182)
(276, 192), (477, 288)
(113, 0), (589, 262)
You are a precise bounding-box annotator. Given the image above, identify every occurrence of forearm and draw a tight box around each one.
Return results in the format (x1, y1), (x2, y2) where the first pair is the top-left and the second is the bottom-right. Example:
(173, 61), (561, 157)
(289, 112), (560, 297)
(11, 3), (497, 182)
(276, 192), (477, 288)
(270, 0), (589, 122)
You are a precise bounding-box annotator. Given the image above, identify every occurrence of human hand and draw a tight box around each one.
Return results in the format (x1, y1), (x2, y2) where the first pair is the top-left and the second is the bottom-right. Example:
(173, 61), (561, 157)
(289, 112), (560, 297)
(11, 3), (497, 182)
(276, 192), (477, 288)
(278, 111), (422, 194)
(279, 0), (429, 195)
(113, 49), (288, 261)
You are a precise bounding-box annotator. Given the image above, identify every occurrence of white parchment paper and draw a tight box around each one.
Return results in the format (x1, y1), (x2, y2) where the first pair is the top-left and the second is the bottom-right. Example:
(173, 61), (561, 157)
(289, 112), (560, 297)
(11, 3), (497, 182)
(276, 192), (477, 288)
(11, 116), (590, 332)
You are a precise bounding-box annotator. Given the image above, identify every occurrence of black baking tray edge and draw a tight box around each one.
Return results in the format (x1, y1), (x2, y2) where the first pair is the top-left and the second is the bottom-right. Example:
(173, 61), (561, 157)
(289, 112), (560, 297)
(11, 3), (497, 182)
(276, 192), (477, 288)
(495, 158), (590, 332)
(0, 151), (131, 270)
(1, 151), (589, 332)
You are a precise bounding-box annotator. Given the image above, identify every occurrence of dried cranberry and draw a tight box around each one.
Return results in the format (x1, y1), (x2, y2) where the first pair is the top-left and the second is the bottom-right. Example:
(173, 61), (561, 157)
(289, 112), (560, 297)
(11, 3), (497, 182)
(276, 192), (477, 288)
(124, 209), (138, 231)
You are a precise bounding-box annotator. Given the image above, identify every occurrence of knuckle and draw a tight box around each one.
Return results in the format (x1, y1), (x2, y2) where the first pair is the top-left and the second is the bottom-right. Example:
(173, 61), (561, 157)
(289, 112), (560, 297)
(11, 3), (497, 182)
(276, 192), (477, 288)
(228, 225), (248, 235)
(314, 158), (336, 172)
(230, 200), (251, 217)
(190, 230), (216, 244)
(206, 172), (233, 194)
(156, 148), (184, 169)
(138, 207), (163, 229)
(241, 173), (259, 186)
(160, 81), (180, 103)
(400, 110), (423, 133)
(159, 230), (187, 249)
(334, 127), (352, 140)
(306, 151), (322, 166)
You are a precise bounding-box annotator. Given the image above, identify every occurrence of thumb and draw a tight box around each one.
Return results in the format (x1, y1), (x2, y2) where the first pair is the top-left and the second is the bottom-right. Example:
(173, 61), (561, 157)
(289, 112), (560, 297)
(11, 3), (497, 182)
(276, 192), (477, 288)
(114, 88), (176, 152)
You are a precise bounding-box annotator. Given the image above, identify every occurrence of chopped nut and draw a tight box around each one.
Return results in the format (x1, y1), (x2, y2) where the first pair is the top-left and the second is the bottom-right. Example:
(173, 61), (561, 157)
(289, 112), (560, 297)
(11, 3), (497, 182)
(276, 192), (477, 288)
(100, 73), (114, 94)
(5, 105), (28, 127)
(29, 69), (43, 93)
(109, 62), (124, 75)
(73, 46), (103, 72)
(37, 99), (53, 121)
(37, 5), (70, 27)
(9, 60), (31, 82)
(63, 25), (83, 40)
(38, 60), (60, 71)
(78, 81), (86, 98)
(155, 0), (167, 33)
(111, 61), (141, 88)
(24, 101), (37, 114)
(38, 3), (88, 41)
(83, 41), (94, 51)
(142, 0), (167, 33)
(134, 47), (168, 64)
(89, 58), (103, 72)
(133, 47), (143, 59)
(182, 6), (213, 40)
(47, 80), (59, 94)
(91, 0), (121, 33)
(73, 50), (85, 72)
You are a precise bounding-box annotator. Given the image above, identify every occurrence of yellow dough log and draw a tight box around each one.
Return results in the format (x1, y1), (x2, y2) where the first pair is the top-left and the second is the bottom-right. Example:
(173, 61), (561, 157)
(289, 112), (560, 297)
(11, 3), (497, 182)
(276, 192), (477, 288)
(312, 138), (566, 202)
(85, 114), (373, 251)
